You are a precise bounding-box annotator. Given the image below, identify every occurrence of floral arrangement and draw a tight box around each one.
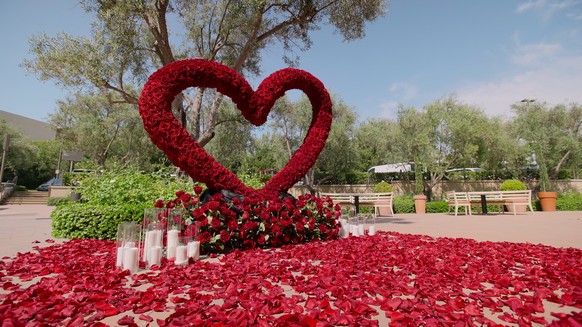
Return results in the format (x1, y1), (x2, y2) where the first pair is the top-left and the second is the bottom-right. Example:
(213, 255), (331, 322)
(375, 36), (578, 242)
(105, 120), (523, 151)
(156, 186), (342, 254)
(138, 59), (333, 200)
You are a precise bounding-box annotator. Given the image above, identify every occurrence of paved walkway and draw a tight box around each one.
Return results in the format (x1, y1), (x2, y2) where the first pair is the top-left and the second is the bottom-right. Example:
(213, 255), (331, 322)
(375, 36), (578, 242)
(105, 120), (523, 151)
(0, 205), (580, 258)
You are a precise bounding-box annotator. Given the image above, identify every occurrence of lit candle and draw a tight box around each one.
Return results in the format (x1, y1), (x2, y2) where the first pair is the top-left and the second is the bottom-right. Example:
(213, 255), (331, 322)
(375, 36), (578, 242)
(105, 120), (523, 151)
(175, 245), (188, 265)
(123, 247), (139, 273)
(368, 225), (376, 236)
(148, 245), (162, 267)
(188, 241), (200, 260)
(116, 247), (124, 267)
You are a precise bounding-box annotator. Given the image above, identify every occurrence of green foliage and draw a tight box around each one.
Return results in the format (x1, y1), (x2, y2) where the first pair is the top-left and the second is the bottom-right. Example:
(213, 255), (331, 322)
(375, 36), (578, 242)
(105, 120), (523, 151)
(374, 181), (393, 193)
(75, 168), (192, 206)
(556, 191), (582, 211)
(51, 203), (145, 239)
(47, 197), (69, 207)
(426, 201), (448, 213)
(15, 185), (27, 191)
(50, 168), (193, 239)
(393, 195), (415, 214)
(238, 173), (266, 189)
(500, 179), (527, 191)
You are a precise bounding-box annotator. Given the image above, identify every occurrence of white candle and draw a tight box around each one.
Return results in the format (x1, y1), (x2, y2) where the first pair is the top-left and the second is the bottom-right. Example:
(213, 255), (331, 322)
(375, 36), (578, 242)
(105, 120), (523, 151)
(123, 247), (139, 273)
(116, 247), (124, 267)
(358, 224), (365, 236)
(368, 225), (376, 236)
(148, 245), (162, 267)
(175, 245), (188, 265)
(188, 241), (200, 260)
(349, 224), (356, 236)
(340, 218), (349, 238)
(151, 230), (162, 247)
(166, 229), (179, 259)
(142, 231), (151, 261)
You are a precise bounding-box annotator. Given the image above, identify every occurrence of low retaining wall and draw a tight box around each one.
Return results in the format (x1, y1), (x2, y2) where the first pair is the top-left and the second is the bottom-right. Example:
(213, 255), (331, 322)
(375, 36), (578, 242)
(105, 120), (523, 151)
(290, 180), (582, 200)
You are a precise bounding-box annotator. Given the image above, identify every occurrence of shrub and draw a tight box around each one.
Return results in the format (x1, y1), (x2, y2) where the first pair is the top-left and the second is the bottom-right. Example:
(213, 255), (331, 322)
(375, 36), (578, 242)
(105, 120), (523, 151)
(374, 181), (393, 193)
(50, 168), (194, 239)
(426, 200), (448, 213)
(47, 197), (69, 207)
(15, 185), (27, 191)
(500, 179), (527, 191)
(556, 191), (582, 211)
(52, 203), (146, 239)
(393, 195), (414, 214)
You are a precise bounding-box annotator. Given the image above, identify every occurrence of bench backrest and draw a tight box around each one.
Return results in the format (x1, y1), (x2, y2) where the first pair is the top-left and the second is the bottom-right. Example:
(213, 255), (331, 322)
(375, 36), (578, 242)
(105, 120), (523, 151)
(320, 193), (354, 205)
(501, 190), (531, 204)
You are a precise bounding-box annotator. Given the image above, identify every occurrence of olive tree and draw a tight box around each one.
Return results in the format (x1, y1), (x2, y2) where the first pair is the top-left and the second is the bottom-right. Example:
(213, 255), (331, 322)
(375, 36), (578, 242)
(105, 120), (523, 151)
(24, 0), (386, 150)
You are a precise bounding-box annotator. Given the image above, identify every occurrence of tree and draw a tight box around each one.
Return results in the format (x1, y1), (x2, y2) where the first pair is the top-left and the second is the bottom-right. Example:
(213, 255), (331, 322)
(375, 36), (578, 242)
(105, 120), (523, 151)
(50, 92), (159, 168)
(512, 101), (582, 191)
(396, 97), (492, 199)
(0, 120), (38, 183)
(24, 0), (386, 153)
(355, 118), (400, 171)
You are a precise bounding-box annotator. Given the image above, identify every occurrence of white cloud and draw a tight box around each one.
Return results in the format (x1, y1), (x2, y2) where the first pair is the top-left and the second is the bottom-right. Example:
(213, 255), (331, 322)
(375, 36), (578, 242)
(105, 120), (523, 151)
(511, 40), (561, 66)
(457, 54), (582, 118)
(516, 0), (582, 19)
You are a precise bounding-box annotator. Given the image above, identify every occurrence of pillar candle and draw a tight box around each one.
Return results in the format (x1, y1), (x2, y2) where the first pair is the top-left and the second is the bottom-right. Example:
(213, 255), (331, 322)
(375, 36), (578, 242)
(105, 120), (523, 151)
(116, 247), (124, 267)
(368, 225), (376, 236)
(357, 224), (365, 236)
(175, 245), (188, 265)
(188, 241), (200, 260)
(142, 231), (151, 261)
(340, 218), (349, 238)
(151, 230), (162, 247)
(166, 229), (179, 259)
(123, 247), (139, 273)
(148, 245), (162, 267)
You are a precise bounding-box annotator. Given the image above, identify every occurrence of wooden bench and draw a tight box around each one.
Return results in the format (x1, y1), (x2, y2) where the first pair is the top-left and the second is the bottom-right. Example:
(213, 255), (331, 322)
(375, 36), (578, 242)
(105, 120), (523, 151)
(501, 190), (535, 215)
(467, 190), (534, 215)
(359, 193), (394, 217)
(320, 193), (355, 212)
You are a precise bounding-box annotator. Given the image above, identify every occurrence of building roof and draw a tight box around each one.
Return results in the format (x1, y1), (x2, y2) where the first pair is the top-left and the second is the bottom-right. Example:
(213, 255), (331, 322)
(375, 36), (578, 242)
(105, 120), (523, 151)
(0, 110), (56, 142)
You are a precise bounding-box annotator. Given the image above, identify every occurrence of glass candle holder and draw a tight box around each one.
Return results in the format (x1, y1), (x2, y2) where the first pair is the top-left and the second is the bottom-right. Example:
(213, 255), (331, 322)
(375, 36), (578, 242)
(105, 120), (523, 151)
(142, 208), (167, 266)
(115, 221), (141, 274)
(166, 208), (183, 260)
(365, 214), (377, 236)
(347, 216), (358, 236)
(357, 214), (365, 236)
(184, 224), (200, 260)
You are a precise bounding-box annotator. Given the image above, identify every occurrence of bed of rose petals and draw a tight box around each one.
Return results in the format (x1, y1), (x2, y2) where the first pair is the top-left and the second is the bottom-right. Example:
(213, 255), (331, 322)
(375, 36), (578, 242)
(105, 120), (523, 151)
(1, 232), (581, 327)
(159, 189), (341, 254)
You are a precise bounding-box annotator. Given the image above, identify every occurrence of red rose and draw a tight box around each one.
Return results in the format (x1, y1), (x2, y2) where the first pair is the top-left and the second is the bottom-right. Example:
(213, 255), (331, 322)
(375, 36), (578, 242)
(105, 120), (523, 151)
(220, 230), (231, 243)
(257, 234), (266, 245)
(180, 193), (192, 203)
(154, 199), (165, 208)
(175, 190), (185, 198)
(210, 217), (221, 230)
(198, 231), (211, 243)
(194, 185), (203, 195)
(208, 201), (220, 211)
(295, 222), (304, 233)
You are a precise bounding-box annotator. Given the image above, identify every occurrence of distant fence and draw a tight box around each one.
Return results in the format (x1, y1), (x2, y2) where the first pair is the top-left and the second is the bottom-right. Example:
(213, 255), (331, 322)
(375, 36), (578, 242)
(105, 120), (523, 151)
(290, 180), (582, 200)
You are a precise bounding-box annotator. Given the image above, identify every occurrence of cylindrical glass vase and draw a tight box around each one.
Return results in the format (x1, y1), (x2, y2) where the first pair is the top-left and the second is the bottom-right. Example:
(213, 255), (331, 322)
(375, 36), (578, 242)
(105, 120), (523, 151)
(115, 221), (141, 274)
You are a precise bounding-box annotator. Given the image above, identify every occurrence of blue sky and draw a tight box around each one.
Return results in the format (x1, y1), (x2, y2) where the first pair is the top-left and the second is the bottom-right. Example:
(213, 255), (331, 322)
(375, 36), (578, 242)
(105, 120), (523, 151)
(1, 0), (581, 123)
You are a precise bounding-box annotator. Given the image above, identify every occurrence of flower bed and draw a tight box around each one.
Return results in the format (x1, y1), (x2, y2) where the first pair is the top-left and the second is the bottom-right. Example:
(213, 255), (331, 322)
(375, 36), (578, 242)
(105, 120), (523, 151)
(1, 233), (580, 326)
(158, 188), (341, 254)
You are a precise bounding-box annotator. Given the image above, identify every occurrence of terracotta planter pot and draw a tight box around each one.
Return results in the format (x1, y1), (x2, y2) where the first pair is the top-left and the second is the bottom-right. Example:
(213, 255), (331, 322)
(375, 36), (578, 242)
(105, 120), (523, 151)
(538, 191), (557, 211)
(413, 194), (427, 214)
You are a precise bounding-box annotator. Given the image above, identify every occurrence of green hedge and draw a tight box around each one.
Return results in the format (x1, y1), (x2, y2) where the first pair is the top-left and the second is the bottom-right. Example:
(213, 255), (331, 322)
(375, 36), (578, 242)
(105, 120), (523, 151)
(47, 197), (70, 207)
(556, 191), (582, 211)
(51, 203), (146, 240)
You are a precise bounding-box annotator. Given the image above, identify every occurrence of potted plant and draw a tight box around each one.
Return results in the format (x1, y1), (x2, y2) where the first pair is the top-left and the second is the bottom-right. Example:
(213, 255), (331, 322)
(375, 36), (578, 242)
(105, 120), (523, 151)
(413, 162), (427, 214)
(536, 160), (557, 211)
(500, 179), (528, 213)
(374, 181), (393, 216)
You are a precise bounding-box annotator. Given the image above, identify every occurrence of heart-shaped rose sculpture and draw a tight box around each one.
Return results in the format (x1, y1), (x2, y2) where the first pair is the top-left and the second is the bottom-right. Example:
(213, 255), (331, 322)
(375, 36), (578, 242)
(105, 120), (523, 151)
(139, 59), (332, 200)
